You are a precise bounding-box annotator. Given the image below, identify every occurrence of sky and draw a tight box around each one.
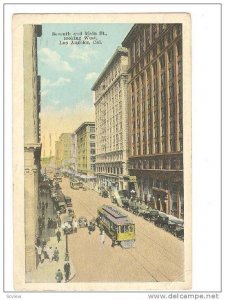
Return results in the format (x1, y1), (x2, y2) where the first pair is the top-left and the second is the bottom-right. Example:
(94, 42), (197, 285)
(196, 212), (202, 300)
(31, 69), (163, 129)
(38, 23), (133, 157)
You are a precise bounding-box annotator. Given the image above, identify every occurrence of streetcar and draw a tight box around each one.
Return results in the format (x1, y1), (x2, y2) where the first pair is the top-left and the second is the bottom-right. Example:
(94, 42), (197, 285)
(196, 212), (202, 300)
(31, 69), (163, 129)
(97, 205), (135, 248)
(70, 180), (83, 190)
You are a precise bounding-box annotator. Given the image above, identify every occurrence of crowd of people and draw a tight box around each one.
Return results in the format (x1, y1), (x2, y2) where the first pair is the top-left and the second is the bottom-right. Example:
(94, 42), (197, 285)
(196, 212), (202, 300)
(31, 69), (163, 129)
(35, 184), (73, 283)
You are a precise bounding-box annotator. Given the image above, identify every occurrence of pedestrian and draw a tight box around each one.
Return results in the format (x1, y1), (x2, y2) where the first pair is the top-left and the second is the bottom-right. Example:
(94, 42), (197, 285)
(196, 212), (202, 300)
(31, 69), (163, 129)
(43, 244), (49, 259)
(35, 236), (41, 247)
(48, 246), (54, 262)
(35, 245), (42, 263)
(101, 230), (105, 245)
(47, 218), (51, 229)
(57, 216), (61, 228)
(53, 247), (59, 262)
(64, 261), (71, 282)
(45, 202), (48, 210)
(56, 228), (61, 243)
(41, 217), (45, 229)
(39, 224), (43, 236)
(55, 269), (63, 283)
(72, 219), (78, 233)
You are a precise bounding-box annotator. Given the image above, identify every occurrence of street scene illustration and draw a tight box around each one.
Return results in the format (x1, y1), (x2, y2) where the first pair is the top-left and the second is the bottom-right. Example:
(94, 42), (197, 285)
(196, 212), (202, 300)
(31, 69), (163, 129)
(24, 22), (184, 283)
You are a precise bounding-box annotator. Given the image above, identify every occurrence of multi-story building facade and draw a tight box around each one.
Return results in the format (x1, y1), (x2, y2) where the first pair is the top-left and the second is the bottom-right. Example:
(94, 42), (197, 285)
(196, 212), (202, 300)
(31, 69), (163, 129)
(24, 24), (42, 280)
(122, 24), (183, 218)
(54, 133), (73, 169)
(55, 140), (62, 168)
(59, 133), (73, 168)
(71, 132), (78, 174)
(75, 122), (96, 176)
(92, 47), (129, 190)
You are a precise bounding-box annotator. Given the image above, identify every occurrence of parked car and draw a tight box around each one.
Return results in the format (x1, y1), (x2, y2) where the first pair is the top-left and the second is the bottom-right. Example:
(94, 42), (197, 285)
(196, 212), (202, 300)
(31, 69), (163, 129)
(88, 218), (96, 233)
(133, 202), (147, 216)
(100, 189), (109, 198)
(78, 216), (88, 228)
(55, 201), (66, 214)
(165, 215), (184, 236)
(175, 226), (184, 240)
(65, 196), (72, 207)
(143, 208), (159, 221)
(68, 208), (75, 218)
(62, 216), (73, 234)
(154, 212), (169, 228)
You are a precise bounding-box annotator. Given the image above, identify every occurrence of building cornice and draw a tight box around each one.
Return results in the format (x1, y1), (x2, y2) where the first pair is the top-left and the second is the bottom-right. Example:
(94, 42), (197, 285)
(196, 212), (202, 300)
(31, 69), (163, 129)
(75, 122), (95, 134)
(92, 46), (128, 91)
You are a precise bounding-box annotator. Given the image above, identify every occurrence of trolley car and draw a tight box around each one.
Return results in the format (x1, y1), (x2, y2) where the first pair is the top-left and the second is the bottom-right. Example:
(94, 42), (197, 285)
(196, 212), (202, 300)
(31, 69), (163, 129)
(70, 180), (83, 190)
(97, 205), (135, 248)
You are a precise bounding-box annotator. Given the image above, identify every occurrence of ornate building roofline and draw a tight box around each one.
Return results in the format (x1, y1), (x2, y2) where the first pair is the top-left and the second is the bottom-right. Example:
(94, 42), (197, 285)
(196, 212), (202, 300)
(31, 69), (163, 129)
(91, 46), (128, 91)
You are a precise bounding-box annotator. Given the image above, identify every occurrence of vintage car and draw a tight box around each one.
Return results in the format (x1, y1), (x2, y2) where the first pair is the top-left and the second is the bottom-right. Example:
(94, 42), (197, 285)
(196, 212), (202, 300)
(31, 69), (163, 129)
(133, 202), (147, 216)
(62, 216), (73, 234)
(154, 212), (169, 227)
(65, 196), (72, 207)
(143, 208), (159, 221)
(165, 215), (184, 236)
(88, 218), (96, 232)
(78, 216), (88, 228)
(68, 208), (75, 218)
(55, 201), (66, 214)
(175, 226), (184, 240)
(121, 197), (130, 210)
(128, 199), (138, 213)
(99, 188), (109, 198)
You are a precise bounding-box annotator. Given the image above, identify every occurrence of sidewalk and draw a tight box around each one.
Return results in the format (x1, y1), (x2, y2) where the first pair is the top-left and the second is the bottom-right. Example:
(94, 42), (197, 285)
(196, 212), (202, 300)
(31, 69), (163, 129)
(32, 188), (75, 283)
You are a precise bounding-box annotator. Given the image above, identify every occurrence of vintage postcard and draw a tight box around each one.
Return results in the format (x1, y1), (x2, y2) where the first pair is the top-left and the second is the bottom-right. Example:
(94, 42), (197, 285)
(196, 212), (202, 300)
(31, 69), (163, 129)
(13, 13), (191, 291)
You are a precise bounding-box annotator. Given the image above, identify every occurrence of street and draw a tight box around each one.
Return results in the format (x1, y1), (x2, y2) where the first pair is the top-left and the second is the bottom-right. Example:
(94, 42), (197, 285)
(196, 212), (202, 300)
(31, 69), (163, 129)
(60, 178), (184, 282)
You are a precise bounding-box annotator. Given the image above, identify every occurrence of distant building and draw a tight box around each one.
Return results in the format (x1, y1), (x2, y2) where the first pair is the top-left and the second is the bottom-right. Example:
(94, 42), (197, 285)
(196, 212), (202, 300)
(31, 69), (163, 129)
(92, 47), (129, 190)
(55, 133), (73, 169)
(75, 122), (95, 176)
(55, 140), (62, 168)
(71, 132), (78, 174)
(24, 24), (42, 281)
(122, 24), (183, 218)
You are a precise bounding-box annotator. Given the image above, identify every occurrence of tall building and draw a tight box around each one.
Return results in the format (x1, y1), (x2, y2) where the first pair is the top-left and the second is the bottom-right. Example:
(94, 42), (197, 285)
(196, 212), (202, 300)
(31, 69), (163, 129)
(75, 122), (95, 176)
(55, 133), (73, 169)
(71, 132), (78, 174)
(92, 47), (129, 190)
(55, 140), (62, 168)
(122, 24), (183, 218)
(24, 24), (42, 281)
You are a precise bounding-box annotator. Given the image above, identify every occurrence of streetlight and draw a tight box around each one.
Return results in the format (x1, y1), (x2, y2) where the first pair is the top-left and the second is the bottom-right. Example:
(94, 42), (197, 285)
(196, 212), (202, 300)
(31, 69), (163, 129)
(62, 221), (71, 260)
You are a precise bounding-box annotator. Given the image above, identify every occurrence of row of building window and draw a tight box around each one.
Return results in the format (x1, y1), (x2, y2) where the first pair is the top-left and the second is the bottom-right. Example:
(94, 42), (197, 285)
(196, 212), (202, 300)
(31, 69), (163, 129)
(129, 156), (183, 170)
(132, 137), (183, 156)
(131, 60), (182, 96)
(130, 24), (182, 65)
(96, 166), (123, 175)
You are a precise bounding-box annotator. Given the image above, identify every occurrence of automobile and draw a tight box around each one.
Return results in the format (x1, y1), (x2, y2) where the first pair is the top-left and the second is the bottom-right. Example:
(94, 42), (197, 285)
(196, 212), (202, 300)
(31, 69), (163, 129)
(133, 202), (147, 216)
(78, 216), (88, 228)
(88, 218), (96, 232)
(121, 197), (130, 210)
(100, 190), (109, 198)
(128, 200), (138, 213)
(54, 173), (62, 182)
(55, 201), (67, 214)
(65, 196), (72, 207)
(154, 212), (169, 227)
(62, 216), (73, 234)
(68, 208), (75, 218)
(143, 208), (159, 221)
(175, 226), (184, 240)
(165, 215), (184, 235)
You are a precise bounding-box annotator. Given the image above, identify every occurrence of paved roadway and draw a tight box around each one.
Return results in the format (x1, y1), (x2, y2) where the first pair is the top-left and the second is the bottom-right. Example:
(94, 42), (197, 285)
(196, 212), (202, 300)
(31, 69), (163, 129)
(60, 178), (184, 283)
